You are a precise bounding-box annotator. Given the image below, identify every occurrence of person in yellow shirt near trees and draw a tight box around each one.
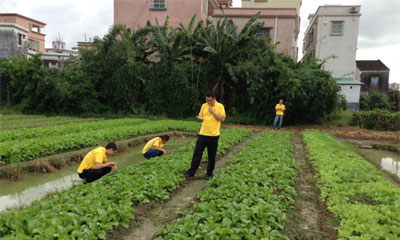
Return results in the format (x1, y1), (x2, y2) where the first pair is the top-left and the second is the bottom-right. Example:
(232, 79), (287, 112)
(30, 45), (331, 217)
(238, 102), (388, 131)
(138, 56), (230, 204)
(77, 142), (118, 184)
(273, 99), (286, 131)
(142, 135), (170, 159)
(184, 91), (226, 180)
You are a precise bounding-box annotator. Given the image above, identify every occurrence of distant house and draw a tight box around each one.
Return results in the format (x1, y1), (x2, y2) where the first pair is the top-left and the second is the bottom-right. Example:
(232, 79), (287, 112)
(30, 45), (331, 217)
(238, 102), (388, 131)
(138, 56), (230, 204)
(356, 60), (390, 94)
(41, 38), (78, 69)
(114, 0), (300, 59)
(389, 82), (400, 91)
(0, 13), (46, 58)
(303, 5), (362, 111)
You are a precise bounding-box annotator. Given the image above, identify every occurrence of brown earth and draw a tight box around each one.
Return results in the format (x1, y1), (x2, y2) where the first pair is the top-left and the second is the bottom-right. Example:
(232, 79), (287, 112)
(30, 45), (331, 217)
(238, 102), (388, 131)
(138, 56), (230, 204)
(282, 133), (338, 240)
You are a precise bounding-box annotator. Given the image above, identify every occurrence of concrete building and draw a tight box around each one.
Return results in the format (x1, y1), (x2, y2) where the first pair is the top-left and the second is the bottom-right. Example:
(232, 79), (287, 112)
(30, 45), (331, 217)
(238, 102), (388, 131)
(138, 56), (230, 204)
(356, 60), (390, 95)
(242, 0), (301, 14)
(389, 82), (400, 91)
(211, 7), (299, 58)
(114, 0), (299, 58)
(0, 13), (46, 58)
(114, 0), (220, 30)
(303, 5), (362, 111)
(41, 38), (78, 69)
(241, 0), (301, 58)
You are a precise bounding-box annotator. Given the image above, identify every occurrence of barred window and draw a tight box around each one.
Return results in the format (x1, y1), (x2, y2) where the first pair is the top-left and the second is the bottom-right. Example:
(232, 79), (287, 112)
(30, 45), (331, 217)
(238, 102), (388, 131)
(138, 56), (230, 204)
(150, 0), (166, 9)
(331, 21), (344, 35)
(258, 28), (271, 38)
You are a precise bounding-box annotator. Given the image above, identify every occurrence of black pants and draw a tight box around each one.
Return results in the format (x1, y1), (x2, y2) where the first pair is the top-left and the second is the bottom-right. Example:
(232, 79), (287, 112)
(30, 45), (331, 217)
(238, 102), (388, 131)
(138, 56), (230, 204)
(186, 135), (219, 177)
(78, 167), (111, 183)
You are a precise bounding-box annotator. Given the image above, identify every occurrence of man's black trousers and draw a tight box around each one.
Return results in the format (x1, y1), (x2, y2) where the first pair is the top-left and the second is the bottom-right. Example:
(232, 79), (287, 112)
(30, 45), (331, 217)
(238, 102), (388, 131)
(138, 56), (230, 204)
(78, 167), (111, 183)
(186, 135), (219, 177)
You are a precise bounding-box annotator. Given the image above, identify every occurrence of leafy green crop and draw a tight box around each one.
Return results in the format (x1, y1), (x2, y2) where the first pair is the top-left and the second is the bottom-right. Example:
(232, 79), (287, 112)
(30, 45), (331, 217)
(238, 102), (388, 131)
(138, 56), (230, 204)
(0, 118), (147, 142)
(0, 120), (202, 165)
(0, 115), (101, 131)
(303, 131), (400, 239)
(0, 128), (252, 239)
(156, 131), (298, 239)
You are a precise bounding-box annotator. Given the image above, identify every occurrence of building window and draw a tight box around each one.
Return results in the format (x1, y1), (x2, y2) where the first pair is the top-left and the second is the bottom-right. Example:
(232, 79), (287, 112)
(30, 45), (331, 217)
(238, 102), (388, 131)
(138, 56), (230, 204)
(202, 0), (207, 15)
(29, 40), (40, 51)
(150, 0), (166, 10)
(331, 21), (344, 35)
(18, 34), (23, 45)
(258, 28), (271, 38)
(371, 76), (379, 90)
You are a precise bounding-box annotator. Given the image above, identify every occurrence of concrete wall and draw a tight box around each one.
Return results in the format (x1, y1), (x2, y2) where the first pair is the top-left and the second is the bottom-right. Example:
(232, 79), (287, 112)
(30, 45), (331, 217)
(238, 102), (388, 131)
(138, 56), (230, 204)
(339, 84), (361, 111)
(114, 0), (208, 30)
(242, 0), (301, 14)
(0, 23), (29, 58)
(212, 8), (298, 58)
(303, 6), (361, 79)
(0, 14), (46, 53)
(360, 71), (390, 94)
(0, 30), (15, 58)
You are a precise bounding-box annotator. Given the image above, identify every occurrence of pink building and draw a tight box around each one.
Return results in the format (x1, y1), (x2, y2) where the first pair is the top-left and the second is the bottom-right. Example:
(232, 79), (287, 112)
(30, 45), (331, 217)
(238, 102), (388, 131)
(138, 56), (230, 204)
(114, 0), (220, 30)
(113, 0), (298, 58)
(211, 7), (299, 58)
(0, 13), (46, 55)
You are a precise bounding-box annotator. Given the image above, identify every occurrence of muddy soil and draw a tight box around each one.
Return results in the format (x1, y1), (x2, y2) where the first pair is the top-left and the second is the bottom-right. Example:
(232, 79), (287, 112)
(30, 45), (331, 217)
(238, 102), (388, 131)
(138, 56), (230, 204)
(282, 134), (338, 240)
(109, 135), (254, 240)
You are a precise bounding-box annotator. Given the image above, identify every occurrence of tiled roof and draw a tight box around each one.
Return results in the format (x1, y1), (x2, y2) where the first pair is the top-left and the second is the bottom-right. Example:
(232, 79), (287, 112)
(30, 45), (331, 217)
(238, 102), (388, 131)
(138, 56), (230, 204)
(356, 60), (390, 71)
(336, 78), (364, 85)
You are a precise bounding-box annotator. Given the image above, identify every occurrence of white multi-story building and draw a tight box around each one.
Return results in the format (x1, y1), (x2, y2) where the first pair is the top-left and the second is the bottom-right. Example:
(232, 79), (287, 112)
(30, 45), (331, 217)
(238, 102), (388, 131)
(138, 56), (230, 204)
(303, 5), (362, 110)
(41, 38), (78, 69)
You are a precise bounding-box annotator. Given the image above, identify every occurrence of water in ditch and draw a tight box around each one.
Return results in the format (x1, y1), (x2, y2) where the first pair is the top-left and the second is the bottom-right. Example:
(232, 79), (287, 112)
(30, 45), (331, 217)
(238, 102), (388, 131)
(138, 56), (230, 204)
(0, 136), (194, 212)
(358, 148), (400, 179)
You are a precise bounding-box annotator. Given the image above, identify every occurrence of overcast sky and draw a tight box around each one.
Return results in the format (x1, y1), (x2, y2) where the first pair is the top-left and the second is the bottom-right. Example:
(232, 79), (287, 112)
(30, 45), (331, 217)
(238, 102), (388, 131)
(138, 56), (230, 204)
(1, 0), (399, 83)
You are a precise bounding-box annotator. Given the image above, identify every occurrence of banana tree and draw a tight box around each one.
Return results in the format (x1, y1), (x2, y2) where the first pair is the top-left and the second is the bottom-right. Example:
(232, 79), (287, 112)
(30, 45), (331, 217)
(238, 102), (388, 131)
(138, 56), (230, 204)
(198, 11), (262, 102)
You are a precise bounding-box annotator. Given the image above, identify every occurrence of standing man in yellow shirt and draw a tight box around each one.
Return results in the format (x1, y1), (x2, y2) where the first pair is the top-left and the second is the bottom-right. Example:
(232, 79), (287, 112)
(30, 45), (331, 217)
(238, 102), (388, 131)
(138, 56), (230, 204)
(77, 142), (118, 184)
(184, 91), (226, 180)
(273, 99), (286, 131)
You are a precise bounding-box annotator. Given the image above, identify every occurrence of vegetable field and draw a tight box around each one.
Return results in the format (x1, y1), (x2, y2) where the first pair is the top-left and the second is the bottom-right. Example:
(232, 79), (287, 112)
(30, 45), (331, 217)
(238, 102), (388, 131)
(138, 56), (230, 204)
(0, 114), (399, 239)
(303, 131), (400, 239)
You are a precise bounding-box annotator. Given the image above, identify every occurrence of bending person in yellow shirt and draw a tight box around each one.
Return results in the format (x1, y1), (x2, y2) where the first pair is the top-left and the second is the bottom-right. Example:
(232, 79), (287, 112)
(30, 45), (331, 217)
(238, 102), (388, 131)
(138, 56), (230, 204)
(142, 135), (170, 159)
(273, 99), (286, 131)
(184, 91), (226, 180)
(77, 142), (118, 184)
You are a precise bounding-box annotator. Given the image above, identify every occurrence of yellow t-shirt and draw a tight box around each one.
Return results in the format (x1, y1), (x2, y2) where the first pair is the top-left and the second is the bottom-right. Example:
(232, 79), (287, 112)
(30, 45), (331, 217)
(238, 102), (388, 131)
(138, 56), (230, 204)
(275, 104), (285, 115)
(142, 137), (164, 154)
(199, 101), (226, 136)
(77, 147), (107, 173)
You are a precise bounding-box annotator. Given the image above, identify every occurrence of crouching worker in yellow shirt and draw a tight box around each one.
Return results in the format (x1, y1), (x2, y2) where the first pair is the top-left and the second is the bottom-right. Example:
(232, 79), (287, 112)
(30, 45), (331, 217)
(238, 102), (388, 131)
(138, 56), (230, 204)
(142, 135), (170, 159)
(77, 142), (118, 184)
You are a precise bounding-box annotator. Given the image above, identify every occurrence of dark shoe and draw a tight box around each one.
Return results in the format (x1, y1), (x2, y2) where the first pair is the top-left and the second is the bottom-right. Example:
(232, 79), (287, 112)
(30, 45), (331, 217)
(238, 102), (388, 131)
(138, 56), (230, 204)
(184, 173), (194, 178)
(206, 175), (213, 180)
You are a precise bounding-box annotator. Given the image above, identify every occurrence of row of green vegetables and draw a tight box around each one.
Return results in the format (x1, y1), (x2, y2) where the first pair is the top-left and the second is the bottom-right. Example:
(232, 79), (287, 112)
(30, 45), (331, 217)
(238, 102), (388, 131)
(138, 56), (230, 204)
(0, 118), (147, 142)
(0, 120), (201, 165)
(0, 128), (252, 240)
(0, 115), (101, 131)
(157, 131), (298, 239)
(303, 131), (400, 239)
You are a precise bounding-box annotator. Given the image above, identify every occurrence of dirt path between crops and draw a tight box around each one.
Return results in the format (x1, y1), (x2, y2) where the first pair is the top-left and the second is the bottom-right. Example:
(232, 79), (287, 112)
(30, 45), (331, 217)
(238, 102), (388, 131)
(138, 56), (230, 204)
(110, 135), (254, 240)
(282, 133), (337, 240)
